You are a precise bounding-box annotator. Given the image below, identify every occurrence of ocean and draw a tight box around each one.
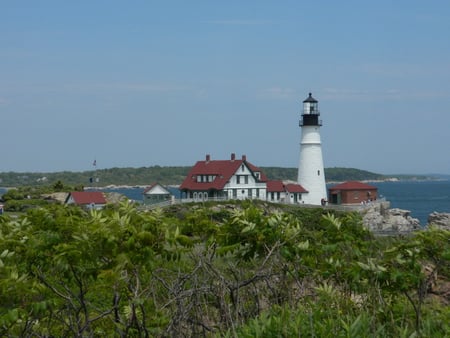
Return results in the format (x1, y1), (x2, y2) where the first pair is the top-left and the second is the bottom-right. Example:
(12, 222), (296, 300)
(370, 180), (450, 225)
(1, 180), (449, 225)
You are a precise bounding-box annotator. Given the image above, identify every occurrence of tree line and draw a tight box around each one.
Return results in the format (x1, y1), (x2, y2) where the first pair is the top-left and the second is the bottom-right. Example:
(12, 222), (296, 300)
(0, 166), (409, 188)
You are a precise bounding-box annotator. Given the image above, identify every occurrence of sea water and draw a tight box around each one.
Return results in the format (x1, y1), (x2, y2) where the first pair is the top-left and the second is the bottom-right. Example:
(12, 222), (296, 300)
(371, 180), (450, 225)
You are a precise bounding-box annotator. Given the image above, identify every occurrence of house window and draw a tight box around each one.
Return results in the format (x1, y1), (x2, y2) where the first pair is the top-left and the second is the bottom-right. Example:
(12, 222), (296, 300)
(233, 189), (237, 198)
(197, 176), (201, 182)
(256, 189), (259, 198)
(248, 188), (252, 198)
(236, 175), (240, 184)
(255, 172), (260, 179)
(244, 175), (248, 184)
(317, 170), (320, 176)
(241, 164), (245, 172)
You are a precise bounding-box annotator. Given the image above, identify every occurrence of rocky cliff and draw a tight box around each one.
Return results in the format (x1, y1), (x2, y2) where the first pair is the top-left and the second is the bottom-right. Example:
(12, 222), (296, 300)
(362, 201), (421, 233)
(428, 212), (450, 231)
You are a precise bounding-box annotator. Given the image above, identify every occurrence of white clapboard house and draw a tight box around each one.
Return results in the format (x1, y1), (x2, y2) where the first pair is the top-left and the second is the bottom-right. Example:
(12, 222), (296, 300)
(180, 154), (307, 204)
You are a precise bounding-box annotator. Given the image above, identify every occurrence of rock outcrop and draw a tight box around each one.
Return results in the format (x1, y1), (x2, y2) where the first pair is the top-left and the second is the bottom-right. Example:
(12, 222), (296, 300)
(362, 201), (421, 232)
(427, 212), (450, 231)
(42, 192), (69, 204)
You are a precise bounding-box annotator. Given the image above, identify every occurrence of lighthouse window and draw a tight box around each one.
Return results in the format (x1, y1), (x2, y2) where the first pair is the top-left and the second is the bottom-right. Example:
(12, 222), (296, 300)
(317, 170), (320, 176)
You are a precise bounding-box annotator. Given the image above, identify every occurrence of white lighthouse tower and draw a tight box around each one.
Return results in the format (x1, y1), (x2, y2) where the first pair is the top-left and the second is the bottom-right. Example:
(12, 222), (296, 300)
(297, 93), (327, 205)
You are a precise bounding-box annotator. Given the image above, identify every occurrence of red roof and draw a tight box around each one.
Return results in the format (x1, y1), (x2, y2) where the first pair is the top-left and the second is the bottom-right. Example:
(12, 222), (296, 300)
(285, 183), (308, 193)
(266, 180), (285, 192)
(179, 155), (267, 191)
(267, 180), (308, 193)
(68, 191), (107, 205)
(329, 181), (377, 191)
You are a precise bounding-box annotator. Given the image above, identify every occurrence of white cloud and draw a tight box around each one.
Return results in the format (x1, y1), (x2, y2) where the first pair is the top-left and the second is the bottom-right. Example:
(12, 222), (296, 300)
(356, 62), (450, 78)
(61, 83), (193, 93)
(261, 87), (295, 99)
(205, 19), (273, 26)
(322, 88), (450, 101)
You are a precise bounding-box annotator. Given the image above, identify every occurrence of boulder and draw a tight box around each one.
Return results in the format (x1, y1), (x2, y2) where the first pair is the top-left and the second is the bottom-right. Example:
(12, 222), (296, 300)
(427, 212), (450, 231)
(363, 205), (421, 233)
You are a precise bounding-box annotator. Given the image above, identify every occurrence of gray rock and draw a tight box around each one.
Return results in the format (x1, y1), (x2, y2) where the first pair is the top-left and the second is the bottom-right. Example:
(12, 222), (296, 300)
(363, 204), (421, 233)
(427, 212), (450, 231)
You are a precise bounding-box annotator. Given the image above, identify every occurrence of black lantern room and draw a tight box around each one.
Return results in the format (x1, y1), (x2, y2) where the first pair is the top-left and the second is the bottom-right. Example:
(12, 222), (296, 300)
(300, 93), (322, 126)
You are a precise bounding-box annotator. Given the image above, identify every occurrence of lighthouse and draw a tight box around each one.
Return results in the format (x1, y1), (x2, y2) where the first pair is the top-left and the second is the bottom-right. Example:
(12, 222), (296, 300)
(297, 93), (327, 205)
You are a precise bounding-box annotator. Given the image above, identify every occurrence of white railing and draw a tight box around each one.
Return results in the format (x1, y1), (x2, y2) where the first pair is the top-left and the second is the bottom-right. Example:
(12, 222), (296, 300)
(180, 196), (230, 203)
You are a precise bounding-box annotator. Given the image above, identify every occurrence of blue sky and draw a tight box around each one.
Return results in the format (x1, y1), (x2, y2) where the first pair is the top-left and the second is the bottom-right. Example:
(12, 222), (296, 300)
(1, 1), (450, 175)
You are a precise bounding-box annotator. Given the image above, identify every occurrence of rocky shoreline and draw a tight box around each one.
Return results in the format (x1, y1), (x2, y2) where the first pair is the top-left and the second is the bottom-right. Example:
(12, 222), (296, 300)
(362, 201), (450, 233)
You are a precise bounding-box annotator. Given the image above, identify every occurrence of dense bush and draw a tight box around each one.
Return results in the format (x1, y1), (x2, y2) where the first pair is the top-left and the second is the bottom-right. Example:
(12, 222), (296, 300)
(0, 201), (448, 337)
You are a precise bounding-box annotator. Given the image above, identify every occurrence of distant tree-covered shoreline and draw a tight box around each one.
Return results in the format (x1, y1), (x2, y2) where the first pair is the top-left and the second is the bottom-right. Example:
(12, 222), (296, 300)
(0, 166), (427, 188)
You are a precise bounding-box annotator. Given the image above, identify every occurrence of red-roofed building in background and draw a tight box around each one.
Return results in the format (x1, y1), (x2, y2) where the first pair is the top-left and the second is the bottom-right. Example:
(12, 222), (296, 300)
(180, 154), (308, 204)
(65, 191), (107, 209)
(328, 181), (378, 205)
(266, 180), (308, 204)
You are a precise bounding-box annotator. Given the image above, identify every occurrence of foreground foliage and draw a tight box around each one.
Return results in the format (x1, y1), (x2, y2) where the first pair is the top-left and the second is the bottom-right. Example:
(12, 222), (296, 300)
(0, 201), (448, 337)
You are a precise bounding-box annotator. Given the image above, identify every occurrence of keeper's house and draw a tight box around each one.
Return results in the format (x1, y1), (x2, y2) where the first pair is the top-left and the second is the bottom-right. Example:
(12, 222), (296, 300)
(180, 153), (307, 203)
(328, 181), (378, 205)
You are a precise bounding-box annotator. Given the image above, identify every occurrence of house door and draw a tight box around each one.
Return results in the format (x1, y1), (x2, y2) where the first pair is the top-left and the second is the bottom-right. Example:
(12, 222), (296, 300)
(331, 192), (340, 204)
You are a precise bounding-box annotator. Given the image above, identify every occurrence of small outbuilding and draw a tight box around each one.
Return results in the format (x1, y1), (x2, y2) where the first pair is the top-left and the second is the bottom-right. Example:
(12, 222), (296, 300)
(65, 191), (107, 210)
(142, 183), (172, 205)
(266, 180), (308, 204)
(328, 181), (378, 205)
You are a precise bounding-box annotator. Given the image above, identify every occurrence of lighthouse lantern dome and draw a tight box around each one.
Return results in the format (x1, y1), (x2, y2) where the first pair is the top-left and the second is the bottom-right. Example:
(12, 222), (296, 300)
(303, 93), (319, 115)
(300, 93), (322, 126)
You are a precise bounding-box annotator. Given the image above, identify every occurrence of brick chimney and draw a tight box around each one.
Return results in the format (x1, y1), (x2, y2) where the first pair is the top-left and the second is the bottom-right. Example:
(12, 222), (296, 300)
(206, 154), (210, 162)
(231, 153), (236, 161)
(242, 154), (247, 161)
